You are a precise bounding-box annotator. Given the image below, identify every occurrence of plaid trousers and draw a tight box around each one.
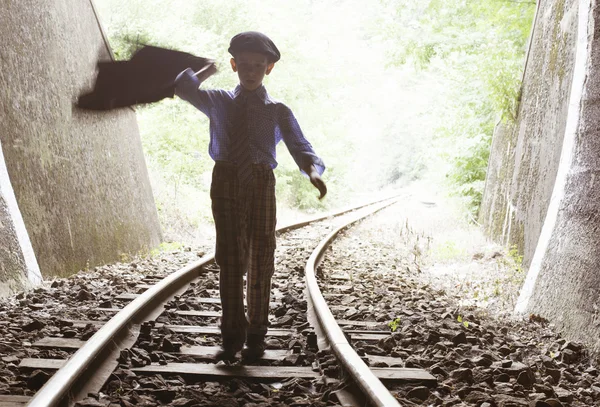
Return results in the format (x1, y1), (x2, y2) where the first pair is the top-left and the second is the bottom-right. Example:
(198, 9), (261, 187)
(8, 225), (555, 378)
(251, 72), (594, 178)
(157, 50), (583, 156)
(210, 161), (277, 339)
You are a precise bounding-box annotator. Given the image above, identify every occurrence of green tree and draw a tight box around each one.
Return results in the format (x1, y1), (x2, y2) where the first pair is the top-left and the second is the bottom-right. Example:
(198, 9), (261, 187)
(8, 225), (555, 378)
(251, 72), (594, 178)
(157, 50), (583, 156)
(92, 0), (533, 240)
(379, 0), (535, 214)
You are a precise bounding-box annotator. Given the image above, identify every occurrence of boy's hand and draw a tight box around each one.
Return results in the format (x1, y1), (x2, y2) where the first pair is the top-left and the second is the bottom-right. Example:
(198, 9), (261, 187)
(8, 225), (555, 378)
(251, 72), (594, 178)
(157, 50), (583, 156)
(194, 62), (217, 83)
(302, 164), (327, 199)
(309, 170), (327, 200)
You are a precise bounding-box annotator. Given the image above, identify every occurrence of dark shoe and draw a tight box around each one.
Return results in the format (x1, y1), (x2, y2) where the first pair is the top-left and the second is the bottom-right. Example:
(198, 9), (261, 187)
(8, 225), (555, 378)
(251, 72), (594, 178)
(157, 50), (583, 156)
(215, 334), (244, 361)
(215, 349), (236, 361)
(242, 334), (266, 360)
(215, 347), (238, 362)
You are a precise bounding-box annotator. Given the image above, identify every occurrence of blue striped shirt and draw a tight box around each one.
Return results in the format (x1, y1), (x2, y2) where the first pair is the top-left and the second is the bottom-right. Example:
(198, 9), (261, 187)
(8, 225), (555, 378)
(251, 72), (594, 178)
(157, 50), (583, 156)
(174, 69), (325, 175)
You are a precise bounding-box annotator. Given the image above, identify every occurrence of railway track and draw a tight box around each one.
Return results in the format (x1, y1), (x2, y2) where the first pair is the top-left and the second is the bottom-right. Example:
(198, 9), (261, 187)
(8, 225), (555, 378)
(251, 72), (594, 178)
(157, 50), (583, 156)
(2, 197), (437, 407)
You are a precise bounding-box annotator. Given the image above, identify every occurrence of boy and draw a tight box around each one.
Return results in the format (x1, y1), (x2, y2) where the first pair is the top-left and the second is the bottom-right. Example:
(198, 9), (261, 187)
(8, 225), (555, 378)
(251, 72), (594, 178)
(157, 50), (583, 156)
(174, 31), (327, 360)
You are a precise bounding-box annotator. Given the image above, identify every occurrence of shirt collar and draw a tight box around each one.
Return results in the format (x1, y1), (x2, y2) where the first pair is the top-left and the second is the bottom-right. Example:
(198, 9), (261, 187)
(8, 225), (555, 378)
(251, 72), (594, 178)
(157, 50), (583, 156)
(233, 84), (270, 104)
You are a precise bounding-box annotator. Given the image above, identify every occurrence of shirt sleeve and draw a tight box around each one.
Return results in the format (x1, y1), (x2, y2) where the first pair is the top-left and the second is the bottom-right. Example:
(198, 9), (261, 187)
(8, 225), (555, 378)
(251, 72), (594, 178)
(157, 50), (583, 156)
(278, 105), (326, 175)
(174, 68), (214, 116)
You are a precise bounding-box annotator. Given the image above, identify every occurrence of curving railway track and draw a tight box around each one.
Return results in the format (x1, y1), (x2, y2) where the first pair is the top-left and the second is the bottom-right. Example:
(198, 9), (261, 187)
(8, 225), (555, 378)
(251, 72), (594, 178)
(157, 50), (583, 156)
(3, 197), (437, 407)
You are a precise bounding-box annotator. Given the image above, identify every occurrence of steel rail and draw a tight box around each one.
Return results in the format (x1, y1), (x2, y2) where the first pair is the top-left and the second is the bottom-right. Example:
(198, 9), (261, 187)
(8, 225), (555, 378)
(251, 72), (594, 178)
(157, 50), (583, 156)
(305, 198), (402, 407)
(27, 194), (400, 407)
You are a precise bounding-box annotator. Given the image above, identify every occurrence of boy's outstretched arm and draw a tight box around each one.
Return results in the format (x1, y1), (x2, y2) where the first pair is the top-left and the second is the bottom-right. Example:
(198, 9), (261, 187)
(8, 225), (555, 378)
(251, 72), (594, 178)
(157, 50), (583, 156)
(193, 62), (217, 82)
(174, 63), (217, 114)
(302, 163), (327, 200)
(278, 105), (326, 200)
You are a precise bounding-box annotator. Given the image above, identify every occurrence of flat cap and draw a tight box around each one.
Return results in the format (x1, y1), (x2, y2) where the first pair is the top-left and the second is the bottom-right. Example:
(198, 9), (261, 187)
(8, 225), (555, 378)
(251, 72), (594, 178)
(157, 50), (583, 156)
(228, 31), (281, 62)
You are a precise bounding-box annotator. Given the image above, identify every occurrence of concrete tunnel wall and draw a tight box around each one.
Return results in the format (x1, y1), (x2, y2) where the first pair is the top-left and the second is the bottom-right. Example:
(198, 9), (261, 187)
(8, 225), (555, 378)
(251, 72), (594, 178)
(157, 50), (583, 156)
(481, 0), (600, 349)
(0, 145), (42, 295)
(0, 0), (162, 283)
(480, 0), (579, 265)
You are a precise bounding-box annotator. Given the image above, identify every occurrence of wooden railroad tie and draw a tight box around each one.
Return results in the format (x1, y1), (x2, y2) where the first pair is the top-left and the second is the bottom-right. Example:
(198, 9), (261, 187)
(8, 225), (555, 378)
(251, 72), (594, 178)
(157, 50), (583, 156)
(18, 356), (436, 384)
(0, 394), (30, 407)
(33, 337), (413, 368)
(57, 320), (394, 342)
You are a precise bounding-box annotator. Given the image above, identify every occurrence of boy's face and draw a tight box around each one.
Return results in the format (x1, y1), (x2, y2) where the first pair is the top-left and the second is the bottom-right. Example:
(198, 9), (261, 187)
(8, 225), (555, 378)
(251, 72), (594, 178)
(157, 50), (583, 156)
(230, 51), (275, 91)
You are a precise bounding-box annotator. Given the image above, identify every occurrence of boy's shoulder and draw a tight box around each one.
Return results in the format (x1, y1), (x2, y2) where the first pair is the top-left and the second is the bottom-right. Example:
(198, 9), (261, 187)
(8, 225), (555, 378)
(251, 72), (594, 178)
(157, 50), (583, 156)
(201, 88), (235, 99)
(205, 86), (294, 114)
(265, 98), (297, 120)
(264, 94), (286, 107)
(260, 90), (291, 111)
(253, 90), (292, 115)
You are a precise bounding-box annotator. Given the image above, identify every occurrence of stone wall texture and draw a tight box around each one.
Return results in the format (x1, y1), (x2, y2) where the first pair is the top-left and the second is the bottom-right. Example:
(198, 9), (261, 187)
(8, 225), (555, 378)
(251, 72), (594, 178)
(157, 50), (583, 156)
(480, 0), (579, 266)
(524, 0), (600, 350)
(0, 193), (29, 295)
(0, 0), (162, 278)
(482, 0), (600, 349)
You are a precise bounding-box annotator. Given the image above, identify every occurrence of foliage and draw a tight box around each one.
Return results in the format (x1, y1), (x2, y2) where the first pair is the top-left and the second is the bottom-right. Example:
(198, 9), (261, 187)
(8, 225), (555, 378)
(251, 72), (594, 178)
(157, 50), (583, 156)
(275, 167), (328, 211)
(149, 241), (185, 257)
(507, 244), (525, 282)
(94, 0), (431, 240)
(434, 239), (467, 262)
(93, 0), (535, 239)
(379, 0), (535, 216)
(388, 317), (401, 332)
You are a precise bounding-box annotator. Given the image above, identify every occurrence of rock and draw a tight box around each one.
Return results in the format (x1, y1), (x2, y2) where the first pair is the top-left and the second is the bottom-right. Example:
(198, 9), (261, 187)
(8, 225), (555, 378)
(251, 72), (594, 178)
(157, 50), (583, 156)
(561, 369), (576, 383)
(431, 364), (449, 377)
(540, 355), (556, 368)
(553, 387), (573, 403)
(74, 397), (106, 407)
(499, 361), (528, 376)
(517, 370), (535, 388)
(161, 338), (181, 352)
(473, 356), (493, 367)
(546, 369), (561, 383)
(0, 212), (597, 407)
(378, 336), (396, 352)
(493, 394), (529, 406)
(62, 329), (78, 338)
(542, 399), (564, 407)
(560, 349), (578, 364)
(560, 341), (583, 353)
(76, 289), (94, 301)
(273, 306), (287, 318)
(265, 339), (281, 349)
(464, 390), (491, 404)
(533, 383), (553, 396)
(426, 331), (441, 344)
(209, 397), (238, 407)
(1, 355), (19, 363)
(452, 331), (467, 345)
(406, 386), (430, 401)
(22, 319), (45, 332)
(98, 300), (112, 309)
(27, 369), (50, 390)
(451, 368), (473, 382)
(528, 393), (547, 402)
(81, 326), (97, 341)
(495, 373), (511, 383)
(404, 356), (422, 368)
(283, 354), (301, 365)
(272, 315), (294, 327)
(57, 319), (74, 327)
(163, 397), (192, 407)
